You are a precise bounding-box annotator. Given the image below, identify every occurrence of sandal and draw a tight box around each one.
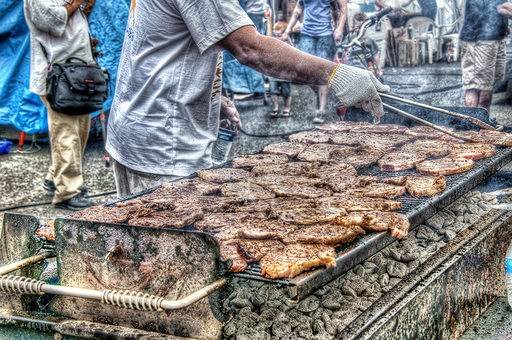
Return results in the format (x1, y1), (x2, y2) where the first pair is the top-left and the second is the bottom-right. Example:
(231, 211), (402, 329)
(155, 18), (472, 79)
(271, 109), (279, 118)
(282, 110), (291, 117)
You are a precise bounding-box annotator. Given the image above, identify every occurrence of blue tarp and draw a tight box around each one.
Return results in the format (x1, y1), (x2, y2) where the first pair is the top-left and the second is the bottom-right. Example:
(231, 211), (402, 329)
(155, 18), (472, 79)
(0, 0), (130, 135)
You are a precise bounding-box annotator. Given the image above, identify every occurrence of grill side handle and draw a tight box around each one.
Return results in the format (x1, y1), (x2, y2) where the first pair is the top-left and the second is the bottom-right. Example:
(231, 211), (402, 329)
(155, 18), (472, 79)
(0, 274), (227, 311)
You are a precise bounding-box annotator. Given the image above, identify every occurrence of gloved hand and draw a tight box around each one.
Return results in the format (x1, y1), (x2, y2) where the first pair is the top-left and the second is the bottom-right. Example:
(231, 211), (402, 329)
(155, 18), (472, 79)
(329, 64), (390, 117)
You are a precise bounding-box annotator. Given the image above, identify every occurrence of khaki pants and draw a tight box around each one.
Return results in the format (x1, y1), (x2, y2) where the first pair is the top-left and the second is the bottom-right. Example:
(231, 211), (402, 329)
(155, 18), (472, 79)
(41, 95), (90, 204)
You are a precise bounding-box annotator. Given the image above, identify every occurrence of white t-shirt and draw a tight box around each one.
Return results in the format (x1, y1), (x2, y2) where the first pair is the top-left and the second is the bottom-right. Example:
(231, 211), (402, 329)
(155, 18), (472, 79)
(106, 0), (253, 176)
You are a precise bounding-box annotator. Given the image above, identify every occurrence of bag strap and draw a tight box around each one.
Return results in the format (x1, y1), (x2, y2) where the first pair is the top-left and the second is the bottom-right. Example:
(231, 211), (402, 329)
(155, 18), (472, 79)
(39, 6), (98, 67)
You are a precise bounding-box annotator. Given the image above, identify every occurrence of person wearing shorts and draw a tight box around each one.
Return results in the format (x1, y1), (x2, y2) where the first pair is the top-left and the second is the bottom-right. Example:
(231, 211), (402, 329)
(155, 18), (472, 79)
(269, 21), (293, 117)
(283, 0), (347, 124)
(459, 0), (512, 113)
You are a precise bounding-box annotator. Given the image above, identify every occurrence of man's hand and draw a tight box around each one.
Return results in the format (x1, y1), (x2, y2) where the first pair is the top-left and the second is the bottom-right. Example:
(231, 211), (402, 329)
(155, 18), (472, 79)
(329, 64), (390, 117)
(82, 0), (96, 16)
(220, 96), (242, 134)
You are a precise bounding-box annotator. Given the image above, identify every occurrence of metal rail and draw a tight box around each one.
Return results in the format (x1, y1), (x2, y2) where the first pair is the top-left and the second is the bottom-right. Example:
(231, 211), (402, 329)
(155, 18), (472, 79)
(0, 252), (55, 276)
(0, 274), (226, 311)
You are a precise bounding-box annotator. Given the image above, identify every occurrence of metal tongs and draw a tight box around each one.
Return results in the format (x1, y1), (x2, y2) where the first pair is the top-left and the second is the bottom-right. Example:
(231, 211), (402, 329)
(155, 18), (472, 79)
(380, 92), (498, 143)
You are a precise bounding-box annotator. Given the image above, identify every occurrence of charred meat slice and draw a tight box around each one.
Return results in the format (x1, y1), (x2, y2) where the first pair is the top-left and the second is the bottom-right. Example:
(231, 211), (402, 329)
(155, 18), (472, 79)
(405, 125), (454, 139)
(237, 217), (297, 240)
(322, 175), (378, 192)
(357, 133), (412, 152)
(337, 211), (410, 239)
(349, 124), (409, 134)
(315, 121), (369, 133)
(267, 197), (316, 215)
(316, 194), (403, 212)
(260, 243), (336, 279)
(194, 212), (261, 232)
(346, 183), (406, 199)
(275, 207), (347, 225)
(416, 156), (474, 176)
(475, 129), (512, 146)
(266, 183), (333, 199)
(312, 162), (358, 179)
(298, 144), (358, 163)
(197, 168), (251, 183)
(69, 205), (136, 224)
(329, 146), (385, 169)
(449, 142), (496, 161)
(221, 182), (276, 200)
(223, 238), (286, 261)
(128, 208), (203, 229)
(231, 154), (289, 169)
(246, 174), (324, 187)
(282, 223), (365, 245)
(288, 130), (330, 144)
(328, 132), (362, 146)
(378, 151), (428, 172)
(161, 178), (222, 195)
(173, 196), (245, 213)
(251, 161), (318, 176)
(400, 139), (451, 157)
(405, 175), (446, 197)
(218, 241), (248, 273)
(262, 142), (308, 158)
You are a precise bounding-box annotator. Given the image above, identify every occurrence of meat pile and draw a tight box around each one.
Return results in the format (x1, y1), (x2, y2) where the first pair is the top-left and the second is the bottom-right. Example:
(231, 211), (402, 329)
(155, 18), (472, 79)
(41, 121), (510, 280)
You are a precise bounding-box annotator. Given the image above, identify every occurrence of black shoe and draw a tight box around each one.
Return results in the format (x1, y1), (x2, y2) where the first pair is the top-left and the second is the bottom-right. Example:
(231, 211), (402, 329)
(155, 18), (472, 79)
(54, 195), (94, 211)
(43, 180), (56, 192)
(43, 180), (87, 195)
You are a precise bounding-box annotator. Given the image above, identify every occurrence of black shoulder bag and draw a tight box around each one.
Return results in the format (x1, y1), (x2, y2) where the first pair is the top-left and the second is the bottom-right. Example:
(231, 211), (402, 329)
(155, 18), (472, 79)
(41, 32), (109, 115)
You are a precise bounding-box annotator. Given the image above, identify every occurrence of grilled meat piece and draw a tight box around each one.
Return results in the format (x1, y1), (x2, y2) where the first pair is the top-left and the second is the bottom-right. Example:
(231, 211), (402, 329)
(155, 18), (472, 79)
(173, 196), (245, 213)
(312, 162), (358, 179)
(315, 194), (403, 212)
(329, 146), (385, 169)
(315, 121), (370, 133)
(405, 175), (446, 197)
(197, 168), (251, 183)
(161, 178), (222, 195)
(221, 182), (276, 200)
(400, 139), (451, 157)
(266, 183), (333, 199)
(36, 221), (55, 242)
(475, 129), (512, 146)
(235, 200), (271, 214)
(282, 223), (365, 245)
(357, 133), (412, 152)
(252, 161), (318, 177)
(237, 217), (297, 240)
(416, 156), (474, 176)
(232, 154), (289, 168)
(69, 205), (136, 224)
(128, 208), (203, 229)
(223, 238), (286, 261)
(275, 207), (347, 225)
(346, 182), (406, 199)
(322, 175), (378, 192)
(260, 243), (336, 279)
(218, 242), (248, 273)
(267, 197), (316, 215)
(378, 151), (428, 172)
(381, 176), (408, 186)
(349, 124), (409, 134)
(262, 142), (308, 158)
(288, 130), (330, 144)
(328, 132), (362, 146)
(194, 212), (263, 232)
(337, 211), (410, 239)
(297, 144), (357, 163)
(449, 142), (496, 161)
(246, 174), (324, 187)
(405, 125), (454, 139)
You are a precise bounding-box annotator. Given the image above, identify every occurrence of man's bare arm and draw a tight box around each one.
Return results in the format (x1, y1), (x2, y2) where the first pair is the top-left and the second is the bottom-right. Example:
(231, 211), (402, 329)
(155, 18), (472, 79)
(220, 25), (337, 86)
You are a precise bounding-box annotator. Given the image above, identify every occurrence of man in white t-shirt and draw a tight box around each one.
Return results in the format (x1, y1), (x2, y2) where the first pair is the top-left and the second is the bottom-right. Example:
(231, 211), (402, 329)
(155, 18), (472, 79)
(106, 0), (391, 197)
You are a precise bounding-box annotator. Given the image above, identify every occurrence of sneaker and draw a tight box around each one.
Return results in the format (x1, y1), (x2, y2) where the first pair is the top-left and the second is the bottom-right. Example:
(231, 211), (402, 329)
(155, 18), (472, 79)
(43, 180), (56, 192)
(54, 195), (94, 211)
(313, 111), (326, 124)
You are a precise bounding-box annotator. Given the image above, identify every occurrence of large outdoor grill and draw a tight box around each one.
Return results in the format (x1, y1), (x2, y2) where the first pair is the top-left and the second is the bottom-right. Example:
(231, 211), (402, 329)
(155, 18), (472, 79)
(1, 104), (512, 339)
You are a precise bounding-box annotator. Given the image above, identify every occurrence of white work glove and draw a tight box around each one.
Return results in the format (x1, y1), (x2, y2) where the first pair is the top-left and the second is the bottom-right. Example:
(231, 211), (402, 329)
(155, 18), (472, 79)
(329, 64), (390, 117)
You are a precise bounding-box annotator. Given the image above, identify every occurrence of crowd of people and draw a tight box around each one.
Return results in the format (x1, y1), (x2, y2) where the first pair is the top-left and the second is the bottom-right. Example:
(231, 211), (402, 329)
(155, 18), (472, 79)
(23, 0), (512, 209)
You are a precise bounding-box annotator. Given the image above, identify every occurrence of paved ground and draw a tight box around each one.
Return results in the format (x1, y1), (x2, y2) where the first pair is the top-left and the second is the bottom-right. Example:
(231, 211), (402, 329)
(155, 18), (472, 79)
(1, 57), (512, 338)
